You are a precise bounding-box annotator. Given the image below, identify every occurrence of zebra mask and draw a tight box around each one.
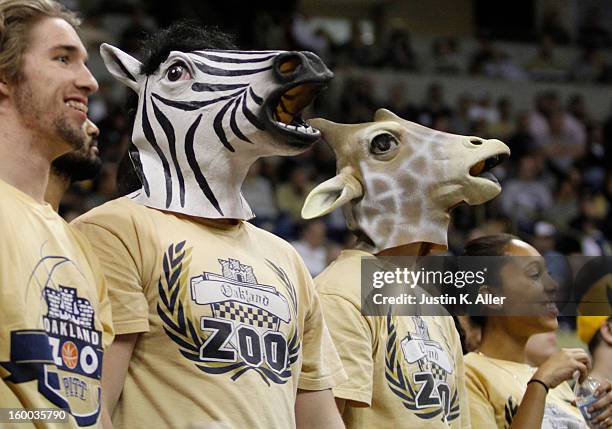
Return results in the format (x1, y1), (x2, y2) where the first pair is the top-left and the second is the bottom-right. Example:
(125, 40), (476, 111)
(101, 44), (333, 219)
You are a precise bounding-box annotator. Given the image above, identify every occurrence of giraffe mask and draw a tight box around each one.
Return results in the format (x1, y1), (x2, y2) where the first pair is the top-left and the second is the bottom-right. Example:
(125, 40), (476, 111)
(302, 109), (510, 253)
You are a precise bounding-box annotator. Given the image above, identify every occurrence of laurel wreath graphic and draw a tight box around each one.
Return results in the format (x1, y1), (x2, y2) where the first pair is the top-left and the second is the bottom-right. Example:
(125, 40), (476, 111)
(504, 396), (518, 428)
(384, 315), (460, 421)
(156, 241), (300, 385)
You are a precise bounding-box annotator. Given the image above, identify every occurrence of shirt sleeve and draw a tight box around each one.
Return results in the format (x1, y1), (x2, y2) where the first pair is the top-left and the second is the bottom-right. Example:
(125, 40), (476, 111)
(296, 264), (347, 391)
(72, 219), (149, 335)
(318, 293), (374, 406)
(465, 365), (497, 428)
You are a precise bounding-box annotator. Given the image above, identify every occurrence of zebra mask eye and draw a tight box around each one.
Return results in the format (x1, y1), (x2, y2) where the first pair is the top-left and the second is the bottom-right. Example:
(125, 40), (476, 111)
(166, 62), (192, 82)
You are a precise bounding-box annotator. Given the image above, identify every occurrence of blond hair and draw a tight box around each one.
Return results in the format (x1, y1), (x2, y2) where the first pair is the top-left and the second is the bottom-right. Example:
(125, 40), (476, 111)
(0, 0), (80, 84)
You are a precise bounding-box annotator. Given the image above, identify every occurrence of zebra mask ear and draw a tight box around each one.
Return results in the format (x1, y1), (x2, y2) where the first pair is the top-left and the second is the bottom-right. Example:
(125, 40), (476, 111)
(100, 43), (143, 93)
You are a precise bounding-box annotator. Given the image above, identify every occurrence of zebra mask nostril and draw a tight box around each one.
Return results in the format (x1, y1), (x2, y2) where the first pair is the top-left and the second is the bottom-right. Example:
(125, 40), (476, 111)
(277, 57), (301, 76)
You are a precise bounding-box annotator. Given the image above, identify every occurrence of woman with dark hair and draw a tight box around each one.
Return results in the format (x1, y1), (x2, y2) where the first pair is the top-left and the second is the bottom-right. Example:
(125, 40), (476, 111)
(462, 234), (612, 428)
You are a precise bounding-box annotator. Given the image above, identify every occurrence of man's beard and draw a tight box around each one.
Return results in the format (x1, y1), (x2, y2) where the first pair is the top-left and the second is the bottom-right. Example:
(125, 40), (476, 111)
(51, 151), (103, 182)
(14, 79), (87, 151)
(55, 116), (87, 151)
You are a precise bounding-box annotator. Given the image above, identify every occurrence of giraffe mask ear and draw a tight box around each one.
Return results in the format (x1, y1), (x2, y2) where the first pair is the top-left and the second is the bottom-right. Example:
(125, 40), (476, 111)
(100, 43), (143, 93)
(302, 172), (363, 219)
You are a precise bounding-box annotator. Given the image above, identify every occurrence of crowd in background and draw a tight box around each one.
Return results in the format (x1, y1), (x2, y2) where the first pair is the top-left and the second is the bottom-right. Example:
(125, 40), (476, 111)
(59, 2), (612, 278)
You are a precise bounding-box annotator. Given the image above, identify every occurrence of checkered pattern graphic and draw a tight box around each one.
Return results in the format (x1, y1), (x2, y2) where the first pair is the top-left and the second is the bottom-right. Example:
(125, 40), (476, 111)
(430, 362), (447, 381)
(213, 301), (278, 329)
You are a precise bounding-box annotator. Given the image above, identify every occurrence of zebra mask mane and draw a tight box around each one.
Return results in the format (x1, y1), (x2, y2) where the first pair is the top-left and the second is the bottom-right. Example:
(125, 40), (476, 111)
(101, 43), (333, 219)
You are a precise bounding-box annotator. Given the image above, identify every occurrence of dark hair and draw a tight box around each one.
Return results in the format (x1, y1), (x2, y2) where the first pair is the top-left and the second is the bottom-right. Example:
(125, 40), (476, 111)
(462, 233), (519, 327)
(139, 21), (237, 76)
(0, 0), (80, 84)
(462, 233), (517, 257)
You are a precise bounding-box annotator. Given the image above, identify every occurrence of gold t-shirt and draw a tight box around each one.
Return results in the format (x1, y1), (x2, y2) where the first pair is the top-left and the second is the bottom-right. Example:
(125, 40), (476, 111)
(72, 197), (346, 429)
(0, 179), (113, 428)
(315, 249), (471, 429)
(465, 352), (587, 428)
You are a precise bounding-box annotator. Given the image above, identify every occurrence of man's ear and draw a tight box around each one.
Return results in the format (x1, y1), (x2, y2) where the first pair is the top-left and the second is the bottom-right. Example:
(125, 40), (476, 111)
(302, 172), (363, 219)
(0, 78), (10, 98)
(100, 43), (143, 93)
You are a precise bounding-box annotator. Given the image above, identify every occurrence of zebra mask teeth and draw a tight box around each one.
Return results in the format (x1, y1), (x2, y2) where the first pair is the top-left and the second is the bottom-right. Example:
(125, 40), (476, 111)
(269, 83), (322, 139)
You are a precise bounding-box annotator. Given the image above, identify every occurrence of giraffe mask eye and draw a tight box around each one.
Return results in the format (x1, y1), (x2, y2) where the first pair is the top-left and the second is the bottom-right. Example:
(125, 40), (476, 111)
(370, 133), (399, 156)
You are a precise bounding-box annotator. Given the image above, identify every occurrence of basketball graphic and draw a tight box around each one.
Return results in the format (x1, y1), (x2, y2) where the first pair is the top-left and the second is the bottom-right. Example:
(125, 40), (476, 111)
(61, 341), (79, 369)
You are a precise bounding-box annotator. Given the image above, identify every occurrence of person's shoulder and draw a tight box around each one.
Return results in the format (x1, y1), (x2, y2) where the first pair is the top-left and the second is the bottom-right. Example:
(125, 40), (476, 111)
(242, 221), (301, 254)
(315, 250), (370, 298)
(73, 196), (146, 227)
(464, 351), (485, 371)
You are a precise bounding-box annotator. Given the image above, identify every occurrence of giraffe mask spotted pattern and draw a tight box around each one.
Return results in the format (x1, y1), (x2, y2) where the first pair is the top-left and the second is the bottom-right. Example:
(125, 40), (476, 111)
(302, 109), (510, 253)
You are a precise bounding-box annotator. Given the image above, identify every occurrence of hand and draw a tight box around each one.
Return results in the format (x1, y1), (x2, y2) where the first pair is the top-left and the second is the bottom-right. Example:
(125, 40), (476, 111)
(533, 348), (591, 389)
(589, 379), (612, 429)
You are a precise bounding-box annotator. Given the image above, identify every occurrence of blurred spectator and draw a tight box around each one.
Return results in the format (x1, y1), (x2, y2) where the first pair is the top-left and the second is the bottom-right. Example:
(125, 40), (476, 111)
(449, 93), (473, 135)
(291, 221), (329, 276)
(538, 110), (586, 174)
(527, 90), (558, 142)
(571, 192), (612, 255)
(578, 8), (612, 49)
(531, 221), (571, 287)
(546, 178), (580, 231)
(539, 8), (571, 45)
(527, 92), (586, 171)
(291, 14), (332, 62)
(524, 35), (567, 81)
(577, 123), (607, 190)
(432, 114), (452, 133)
(602, 104), (612, 167)
(482, 49), (528, 81)
(487, 97), (515, 140)
(379, 26), (418, 70)
(604, 174), (612, 239)
(252, 11), (290, 50)
(385, 82), (419, 122)
(119, 6), (156, 55)
(242, 160), (278, 225)
(418, 83), (451, 127)
(468, 91), (498, 125)
(506, 112), (536, 162)
(276, 166), (314, 224)
(567, 93), (591, 125)
(571, 48), (607, 83)
(336, 20), (372, 67)
(339, 76), (379, 122)
(500, 154), (553, 232)
(468, 38), (495, 75)
(430, 37), (462, 75)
